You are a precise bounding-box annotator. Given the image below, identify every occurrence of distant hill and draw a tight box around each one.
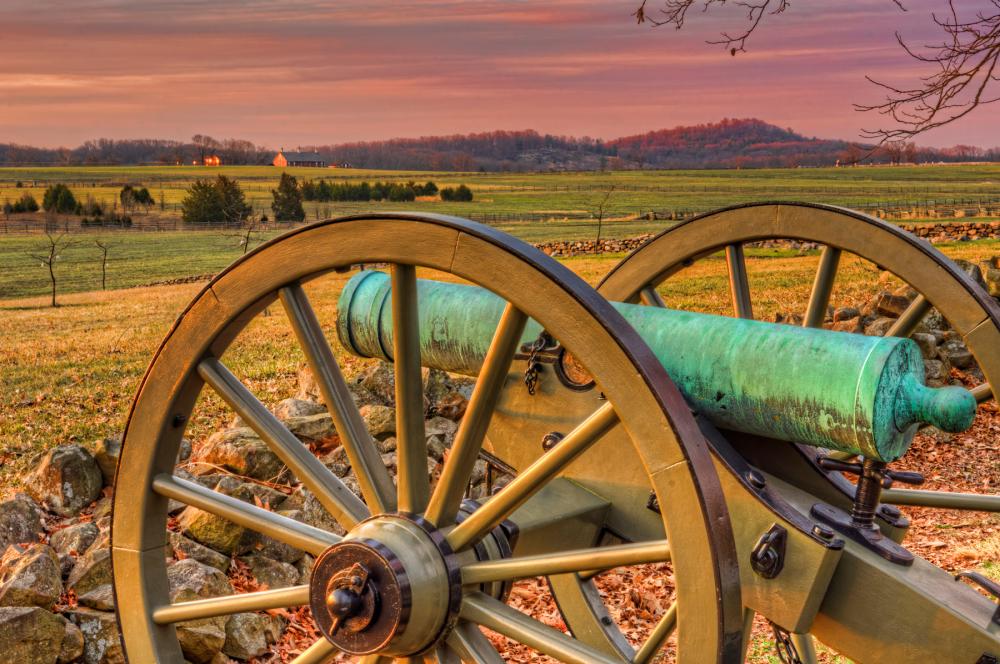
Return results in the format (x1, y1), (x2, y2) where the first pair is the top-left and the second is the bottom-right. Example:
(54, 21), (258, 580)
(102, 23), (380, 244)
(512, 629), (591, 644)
(2, 119), (996, 169)
(306, 119), (994, 171)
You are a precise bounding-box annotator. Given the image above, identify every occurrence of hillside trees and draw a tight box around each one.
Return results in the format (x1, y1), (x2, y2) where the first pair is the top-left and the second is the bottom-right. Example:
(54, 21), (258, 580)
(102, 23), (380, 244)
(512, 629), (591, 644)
(181, 175), (252, 224)
(120, 185), (155, 212)
(271, 172), (305, 222)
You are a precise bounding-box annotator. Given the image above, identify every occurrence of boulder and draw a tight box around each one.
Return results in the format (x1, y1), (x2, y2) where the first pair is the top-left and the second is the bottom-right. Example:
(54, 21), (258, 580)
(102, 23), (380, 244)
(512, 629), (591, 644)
(924, 359), (950, 387)
(67, 544), (112, 597)
(833, 306), (860, 322)
(25, 445), (103, 517)
(50, 522), (100, 559)
(273, 397), (326, 420)
(253, 510), (305, 564)
(191, 428), (285, 482)
(873, 291), (911, 318)
(910, 332), (938, 360)
(283, 413), (337, 442)
(864, 317), (895, 337)
(66, 608), (125, 664)
(360, 404), (396, 439)
(356, 362), (396, 405)
(940, 339), (974, 369)
(93, 436), (121, 486)
(223, 613), (272, 660)
(0, 544), (63, 609)
(0, 606), (67, 663)
(0, 494), (45, 550)
(169, 532), (230, 572)
(77, 584), (115, 611)
(58, 618), (85, 664)
(167, 559), (233, 664)
(239, 554), (299, 590)
(425, 416), (458, 445)
(434, 392), (469, 421)
(376, 436), (397, 454)
(177, 477), (271, 556)
(953, 259), (989, 291)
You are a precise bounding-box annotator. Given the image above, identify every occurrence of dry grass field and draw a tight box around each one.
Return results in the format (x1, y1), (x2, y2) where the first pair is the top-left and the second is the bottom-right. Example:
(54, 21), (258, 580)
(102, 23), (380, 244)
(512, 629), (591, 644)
(1, 233), (998, 663)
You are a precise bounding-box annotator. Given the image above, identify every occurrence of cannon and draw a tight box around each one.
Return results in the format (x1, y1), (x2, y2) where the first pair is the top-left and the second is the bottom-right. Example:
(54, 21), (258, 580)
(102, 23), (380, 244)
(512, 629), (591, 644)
(110, 206), (1000, 663)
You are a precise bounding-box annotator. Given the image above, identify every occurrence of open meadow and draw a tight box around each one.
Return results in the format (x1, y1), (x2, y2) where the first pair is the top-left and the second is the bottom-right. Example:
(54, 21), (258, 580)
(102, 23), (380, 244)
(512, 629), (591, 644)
(2, 162), (999, 299)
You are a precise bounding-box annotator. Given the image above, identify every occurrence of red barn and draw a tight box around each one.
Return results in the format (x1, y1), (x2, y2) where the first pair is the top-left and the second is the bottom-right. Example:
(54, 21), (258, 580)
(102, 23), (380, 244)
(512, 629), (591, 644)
(273, 149), (326, 168)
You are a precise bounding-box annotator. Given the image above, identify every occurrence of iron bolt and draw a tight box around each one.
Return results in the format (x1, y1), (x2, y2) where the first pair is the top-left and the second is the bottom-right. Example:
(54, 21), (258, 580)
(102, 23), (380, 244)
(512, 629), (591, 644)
(747, 469), (767, 490)
(811, 524), (835, 541)
(172, 414), (187, 428)
(880, 504), (902, 519)
(541, 432), (564, 451)
(326, 587), (362, 621)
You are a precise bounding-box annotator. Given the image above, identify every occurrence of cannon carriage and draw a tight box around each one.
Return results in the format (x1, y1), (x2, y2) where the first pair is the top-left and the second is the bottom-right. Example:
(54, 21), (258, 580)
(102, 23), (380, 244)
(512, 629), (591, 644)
(110, 203), (1000, 663)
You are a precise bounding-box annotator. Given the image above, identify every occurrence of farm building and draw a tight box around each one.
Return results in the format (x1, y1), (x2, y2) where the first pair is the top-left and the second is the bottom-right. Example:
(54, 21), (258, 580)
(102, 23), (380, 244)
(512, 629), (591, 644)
(273, 149), (327, 168)
(204, 155), (221, 166)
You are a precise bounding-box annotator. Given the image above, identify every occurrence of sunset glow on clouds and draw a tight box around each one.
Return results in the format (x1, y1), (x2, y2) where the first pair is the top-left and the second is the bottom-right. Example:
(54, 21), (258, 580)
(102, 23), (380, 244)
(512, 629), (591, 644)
(0, 0), (996, 148)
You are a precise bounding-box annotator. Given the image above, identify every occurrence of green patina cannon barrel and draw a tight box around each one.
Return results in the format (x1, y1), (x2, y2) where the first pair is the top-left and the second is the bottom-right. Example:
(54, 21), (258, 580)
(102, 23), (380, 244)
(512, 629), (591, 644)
(337, 270), (976, 462)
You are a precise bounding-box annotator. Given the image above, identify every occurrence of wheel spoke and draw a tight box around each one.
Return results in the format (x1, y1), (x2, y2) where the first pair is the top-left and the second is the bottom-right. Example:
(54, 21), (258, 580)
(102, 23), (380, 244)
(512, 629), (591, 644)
(639, 285), (667, 308)
(461, 591), (621, 664)
(152, 585), (309, 624)
(725, 243), (753, 319)
(446, 402), (619, 551)
(803, 246), (841, 328)
(425, 303), (528, 527)
(198, 357), (369, 528)
(448, 620), (504, 663)
(461, 540), (670, 585)
(972, 382), (993, 403)
(790, 633), (819, 664)
(884, 294), (931, 338)
(424, 646), (463, 664)
(632, 601), (678, 664)
(280, 283), (396, 514)
(152, 474), (339, 555)
(291, 638), (339, 664)
(391, 264), (430, 514)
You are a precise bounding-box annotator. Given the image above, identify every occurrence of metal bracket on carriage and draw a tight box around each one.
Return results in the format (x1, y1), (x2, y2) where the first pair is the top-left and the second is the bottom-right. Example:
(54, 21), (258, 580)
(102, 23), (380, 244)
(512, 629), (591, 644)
(955, 571), (1000, 627)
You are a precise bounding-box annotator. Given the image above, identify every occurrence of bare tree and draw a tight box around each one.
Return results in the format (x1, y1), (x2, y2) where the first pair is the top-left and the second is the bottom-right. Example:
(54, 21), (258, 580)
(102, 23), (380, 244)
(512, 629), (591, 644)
(594, 185), (616, 244)
(29, 232), (76, 307)
(634, 0), (999, 143)
(226, 215), (264, 255)
(94, 239), (114, 290)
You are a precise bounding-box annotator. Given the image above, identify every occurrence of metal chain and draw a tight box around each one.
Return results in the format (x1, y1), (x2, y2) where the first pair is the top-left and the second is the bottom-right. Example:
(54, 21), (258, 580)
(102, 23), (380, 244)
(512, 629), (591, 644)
(769, 622), (803, 664)
(523, 333), (549, 395)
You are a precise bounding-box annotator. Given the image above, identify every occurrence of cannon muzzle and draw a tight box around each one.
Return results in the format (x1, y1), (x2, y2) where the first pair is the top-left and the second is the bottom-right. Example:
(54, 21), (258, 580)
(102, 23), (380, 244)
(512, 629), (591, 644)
(337, 271), (975, 462)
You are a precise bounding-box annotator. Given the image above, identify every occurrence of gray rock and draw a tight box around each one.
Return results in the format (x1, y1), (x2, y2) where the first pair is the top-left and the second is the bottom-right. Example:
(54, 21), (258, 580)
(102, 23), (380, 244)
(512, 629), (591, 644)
(924, 359), (950, 387)
(0, 543), (63, 609)
(954, 258), (989, 291)
(873, 291), (910, 318)
(177, 477), (264, 555)
(830, 318), (863, 334)
(253, 510), (305, 564)
(0, 494), (45, 551)
(169, 532), (231, 572)
(910, 332), (939, 360)
(178, 438), (193, 463)
(864, 316), (895, 337)
(0, 606), (67, 663)
(357, 362), (397, 405)
(93, 436), (121, 486)
(360, 404), (396, 438)
(25, 445), (104, 517)
(240, 554), (299, 589)
(425, 416), (458, 445)
(300, 489), (346, 536)
(273, 397), (326, 420)
(167, 559), (232, 663)
(66, 608), (125, 664)
(296, 554), (315, 585)
(77, 584), (115, 611)
(284, 413), (336, 442)
(940, 339), (974, 369)
(192, 427), (285, 481)
(223, 613), (271, 660)
(58, 617), (85, 664)
(50, 522), (100, 559)
(832, 307), (860, 322)
(67, 545), (112, 597)
(376, 436), (397, 454)
(426, 435), (447, 462)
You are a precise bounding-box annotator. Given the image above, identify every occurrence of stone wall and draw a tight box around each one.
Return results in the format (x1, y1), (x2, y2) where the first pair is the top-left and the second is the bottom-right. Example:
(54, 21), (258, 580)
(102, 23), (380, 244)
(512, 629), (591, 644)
(533, 221), (1000, 258)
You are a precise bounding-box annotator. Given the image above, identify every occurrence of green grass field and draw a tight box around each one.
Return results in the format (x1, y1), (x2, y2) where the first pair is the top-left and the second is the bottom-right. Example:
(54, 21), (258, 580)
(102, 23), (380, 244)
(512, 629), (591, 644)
(2, 163), (999, 300)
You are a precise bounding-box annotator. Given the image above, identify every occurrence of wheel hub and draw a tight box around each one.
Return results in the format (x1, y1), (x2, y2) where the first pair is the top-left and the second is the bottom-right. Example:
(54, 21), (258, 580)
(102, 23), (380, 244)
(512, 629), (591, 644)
(309, 514), (462, 656)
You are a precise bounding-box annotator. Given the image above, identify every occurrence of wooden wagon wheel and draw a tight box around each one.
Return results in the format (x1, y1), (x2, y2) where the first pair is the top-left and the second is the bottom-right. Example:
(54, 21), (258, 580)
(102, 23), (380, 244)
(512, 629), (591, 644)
(584, 201), (1000, 662)
(110, 213), (742, 663)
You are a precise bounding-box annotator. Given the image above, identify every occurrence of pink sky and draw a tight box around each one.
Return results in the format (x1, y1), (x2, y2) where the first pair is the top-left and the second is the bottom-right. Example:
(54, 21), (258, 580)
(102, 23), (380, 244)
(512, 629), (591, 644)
(0, 0), (996, 149)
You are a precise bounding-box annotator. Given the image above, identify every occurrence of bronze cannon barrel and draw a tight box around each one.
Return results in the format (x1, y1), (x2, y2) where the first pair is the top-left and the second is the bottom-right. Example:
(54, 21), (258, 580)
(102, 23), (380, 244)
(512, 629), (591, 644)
(336, 271), (976, 462)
